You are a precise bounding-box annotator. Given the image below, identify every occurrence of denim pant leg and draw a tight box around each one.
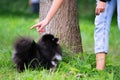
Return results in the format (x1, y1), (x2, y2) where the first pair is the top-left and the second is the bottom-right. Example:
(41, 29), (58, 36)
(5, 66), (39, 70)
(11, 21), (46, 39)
(117, 0), (120, 30)
(94, 0), (117, 54)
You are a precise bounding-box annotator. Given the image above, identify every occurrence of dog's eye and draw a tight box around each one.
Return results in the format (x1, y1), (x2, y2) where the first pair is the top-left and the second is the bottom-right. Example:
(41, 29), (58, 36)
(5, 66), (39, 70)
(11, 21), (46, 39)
(52, 38), (54, 41)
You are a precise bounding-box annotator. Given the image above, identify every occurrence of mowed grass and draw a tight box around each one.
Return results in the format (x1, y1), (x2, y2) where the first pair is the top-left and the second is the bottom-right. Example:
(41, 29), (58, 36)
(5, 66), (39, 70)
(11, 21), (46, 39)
(0, 0), (120, 80)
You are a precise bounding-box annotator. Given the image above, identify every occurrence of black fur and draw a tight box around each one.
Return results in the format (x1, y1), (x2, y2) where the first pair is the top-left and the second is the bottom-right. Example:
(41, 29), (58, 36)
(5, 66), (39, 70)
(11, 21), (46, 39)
(12, 34), (62, 72)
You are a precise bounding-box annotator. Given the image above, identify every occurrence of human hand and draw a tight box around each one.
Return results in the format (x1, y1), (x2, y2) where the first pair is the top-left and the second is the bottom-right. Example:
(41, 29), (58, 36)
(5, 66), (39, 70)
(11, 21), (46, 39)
(30, 19), (49, 33)
(95, 1), (106, 15)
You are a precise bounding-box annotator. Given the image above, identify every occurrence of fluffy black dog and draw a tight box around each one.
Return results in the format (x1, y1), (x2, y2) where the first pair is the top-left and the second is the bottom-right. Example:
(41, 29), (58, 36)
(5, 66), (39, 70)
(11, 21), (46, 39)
(12, 34), (62, 72)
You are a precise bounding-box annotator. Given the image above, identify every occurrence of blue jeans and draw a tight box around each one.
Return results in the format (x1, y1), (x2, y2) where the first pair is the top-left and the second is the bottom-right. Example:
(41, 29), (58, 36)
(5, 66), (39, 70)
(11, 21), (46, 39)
(94, 0), (120, 54)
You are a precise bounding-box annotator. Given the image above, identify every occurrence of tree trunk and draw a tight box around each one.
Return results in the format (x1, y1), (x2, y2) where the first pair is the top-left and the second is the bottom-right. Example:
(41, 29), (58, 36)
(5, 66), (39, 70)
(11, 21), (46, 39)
(40, 0), (83, 54)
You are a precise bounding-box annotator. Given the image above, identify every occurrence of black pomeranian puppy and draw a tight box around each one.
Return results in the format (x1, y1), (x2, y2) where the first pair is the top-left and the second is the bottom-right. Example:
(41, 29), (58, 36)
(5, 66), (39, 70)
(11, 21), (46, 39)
(12, 34), (62, 72)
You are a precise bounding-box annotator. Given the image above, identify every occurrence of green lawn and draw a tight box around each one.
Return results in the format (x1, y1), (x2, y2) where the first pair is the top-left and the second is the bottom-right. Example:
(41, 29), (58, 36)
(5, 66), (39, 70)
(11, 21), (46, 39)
(0, 0), (120, 80)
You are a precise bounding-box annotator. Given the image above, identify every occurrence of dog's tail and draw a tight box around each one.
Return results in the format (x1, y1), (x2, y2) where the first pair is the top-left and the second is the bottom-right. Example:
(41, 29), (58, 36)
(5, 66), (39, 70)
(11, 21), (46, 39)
(13, 37), (36, 54)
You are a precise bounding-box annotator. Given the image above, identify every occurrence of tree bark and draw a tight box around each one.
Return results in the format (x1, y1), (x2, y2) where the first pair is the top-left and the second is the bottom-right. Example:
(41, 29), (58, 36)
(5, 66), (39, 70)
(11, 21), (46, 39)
(40, 0), (83, 53)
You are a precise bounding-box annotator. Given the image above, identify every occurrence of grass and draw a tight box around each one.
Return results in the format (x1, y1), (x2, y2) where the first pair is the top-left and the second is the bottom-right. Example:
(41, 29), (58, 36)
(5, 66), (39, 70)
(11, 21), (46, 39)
(0, 0), (120, 80)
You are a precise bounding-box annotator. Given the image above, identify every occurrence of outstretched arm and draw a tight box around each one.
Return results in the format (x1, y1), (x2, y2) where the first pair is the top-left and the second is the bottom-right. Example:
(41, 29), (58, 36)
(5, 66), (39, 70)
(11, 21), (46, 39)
(30, 0), (64, 32)
(45, 0), (64, 24)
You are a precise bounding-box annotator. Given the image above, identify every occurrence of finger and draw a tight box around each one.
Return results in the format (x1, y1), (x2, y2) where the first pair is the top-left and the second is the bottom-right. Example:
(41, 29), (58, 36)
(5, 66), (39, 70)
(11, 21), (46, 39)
(95, 8), (100, 15)
(38, 28), (45, 33)
(30, 25), (37, 30)
(100, 8), (105, 12)
(30, 23), (40, 30)
(38, 26), (44, 32)
(36, 27), (45, 33)
(30, 25), (38, 30)
(37, 26), (45, 32)
(37, 29), (45, 33)
(95, 8), (98, 15)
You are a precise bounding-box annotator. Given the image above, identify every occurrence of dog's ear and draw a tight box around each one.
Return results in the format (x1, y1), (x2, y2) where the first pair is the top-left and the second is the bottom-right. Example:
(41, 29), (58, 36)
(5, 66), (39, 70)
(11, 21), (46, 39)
(41, 34), (54, 42)
(52, 38), (59, 43)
